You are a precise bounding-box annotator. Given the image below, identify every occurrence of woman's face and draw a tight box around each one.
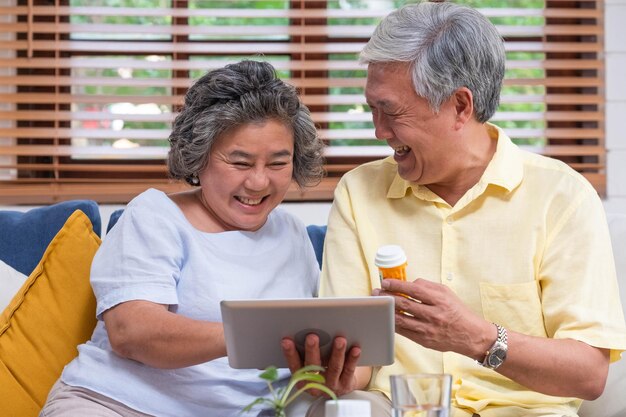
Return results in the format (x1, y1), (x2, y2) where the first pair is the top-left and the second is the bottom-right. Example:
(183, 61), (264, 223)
(197, 119), (295, 232)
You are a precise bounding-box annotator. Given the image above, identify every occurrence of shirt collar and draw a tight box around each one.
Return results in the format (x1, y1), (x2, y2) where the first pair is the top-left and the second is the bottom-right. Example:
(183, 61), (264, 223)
(386, 123), (523, 200)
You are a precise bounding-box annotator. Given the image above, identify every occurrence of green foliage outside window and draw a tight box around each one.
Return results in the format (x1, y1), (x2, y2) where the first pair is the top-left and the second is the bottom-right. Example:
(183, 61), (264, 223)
(68, 0), (548, 150)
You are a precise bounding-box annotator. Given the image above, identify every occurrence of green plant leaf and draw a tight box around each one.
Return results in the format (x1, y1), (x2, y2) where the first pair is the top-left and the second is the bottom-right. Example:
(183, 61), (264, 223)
(283, 382), (337, 408)
(279, 365), (332, 404)
(288, 365), (326, 385)
(296, 364), (325, 374)
(243, 364), (338, 415)
(242, 397), (272, 413)
(259, 366), (279, 382)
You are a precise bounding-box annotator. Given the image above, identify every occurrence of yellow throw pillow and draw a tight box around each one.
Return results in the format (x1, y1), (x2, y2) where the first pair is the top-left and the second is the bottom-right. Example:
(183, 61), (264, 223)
(0, 210), (101, 416)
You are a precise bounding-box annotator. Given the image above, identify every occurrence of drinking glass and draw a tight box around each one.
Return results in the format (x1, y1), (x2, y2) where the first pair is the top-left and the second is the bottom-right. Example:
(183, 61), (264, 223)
(390, 373), (452, 417)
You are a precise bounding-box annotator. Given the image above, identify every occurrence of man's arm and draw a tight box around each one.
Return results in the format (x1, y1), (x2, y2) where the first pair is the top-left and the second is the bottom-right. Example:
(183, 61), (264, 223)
(375, 278), (609, 400)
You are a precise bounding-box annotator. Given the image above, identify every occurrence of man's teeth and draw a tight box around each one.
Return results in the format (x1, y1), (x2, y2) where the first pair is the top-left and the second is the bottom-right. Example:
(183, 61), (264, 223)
(237, 196), (263, 206)
(394, 145), (411, 156)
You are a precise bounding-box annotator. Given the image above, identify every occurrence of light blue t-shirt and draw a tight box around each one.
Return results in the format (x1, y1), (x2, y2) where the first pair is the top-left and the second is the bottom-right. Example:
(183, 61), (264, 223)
(61, 188), (319, 417)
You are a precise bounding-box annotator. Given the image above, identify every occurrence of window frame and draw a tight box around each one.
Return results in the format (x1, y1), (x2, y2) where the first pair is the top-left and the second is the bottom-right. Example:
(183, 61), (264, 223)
(0, 0), (606, 204)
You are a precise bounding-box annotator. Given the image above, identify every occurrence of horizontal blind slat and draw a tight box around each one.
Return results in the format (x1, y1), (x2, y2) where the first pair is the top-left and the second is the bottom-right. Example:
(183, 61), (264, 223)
(0, 40), (604, 54)
(0, 6), (603, 19)
(0, 58), (604, 71)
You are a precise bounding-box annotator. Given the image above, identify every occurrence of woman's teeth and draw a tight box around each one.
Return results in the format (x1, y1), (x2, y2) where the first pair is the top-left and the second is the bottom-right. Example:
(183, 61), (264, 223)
(394, 145), (411, 156)
(236, 196), (263, 206)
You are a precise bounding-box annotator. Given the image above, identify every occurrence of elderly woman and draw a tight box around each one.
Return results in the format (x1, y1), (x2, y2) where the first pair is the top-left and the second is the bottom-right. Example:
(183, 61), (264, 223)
(39, 60), (325, 417)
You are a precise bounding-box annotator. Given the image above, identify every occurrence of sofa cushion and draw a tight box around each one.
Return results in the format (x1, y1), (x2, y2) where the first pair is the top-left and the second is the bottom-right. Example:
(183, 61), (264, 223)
(0, 200), (101, 276)
(0, 260), (27, 313)
(578, 213), (626, 417)
(0, 210), (100, 416)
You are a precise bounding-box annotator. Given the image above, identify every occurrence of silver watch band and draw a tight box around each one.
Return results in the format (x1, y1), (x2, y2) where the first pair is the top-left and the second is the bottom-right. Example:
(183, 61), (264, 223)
(480, 323), (508, 369)
(494, 323), (507, 345)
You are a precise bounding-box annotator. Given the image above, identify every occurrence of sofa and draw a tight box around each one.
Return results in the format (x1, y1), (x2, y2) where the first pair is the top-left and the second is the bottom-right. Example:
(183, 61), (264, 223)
(0, 200), (624, 416)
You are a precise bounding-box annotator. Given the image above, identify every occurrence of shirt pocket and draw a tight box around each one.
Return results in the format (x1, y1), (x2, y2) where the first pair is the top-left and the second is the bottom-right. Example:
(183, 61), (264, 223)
(479, 281), (547, 337)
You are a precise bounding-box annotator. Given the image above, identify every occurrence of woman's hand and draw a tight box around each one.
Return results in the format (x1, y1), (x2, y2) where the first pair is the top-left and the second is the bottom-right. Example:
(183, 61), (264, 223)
(281, 334), (370, 397)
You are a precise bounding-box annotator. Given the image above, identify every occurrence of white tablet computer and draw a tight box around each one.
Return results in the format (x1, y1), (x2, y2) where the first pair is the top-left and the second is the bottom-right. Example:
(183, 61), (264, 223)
(220, 296), (395, 369)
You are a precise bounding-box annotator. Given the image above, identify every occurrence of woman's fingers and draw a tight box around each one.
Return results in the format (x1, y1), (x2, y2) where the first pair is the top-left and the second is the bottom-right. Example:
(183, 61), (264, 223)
(281, 337), (303, 374)
(282, 334), (360, 397)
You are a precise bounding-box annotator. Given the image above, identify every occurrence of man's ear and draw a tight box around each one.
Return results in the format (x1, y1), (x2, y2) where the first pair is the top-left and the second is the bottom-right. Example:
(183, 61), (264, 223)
(453, 87), (473, 129)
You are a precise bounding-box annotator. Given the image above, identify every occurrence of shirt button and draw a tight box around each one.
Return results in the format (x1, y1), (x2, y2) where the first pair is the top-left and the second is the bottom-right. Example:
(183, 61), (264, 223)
(446, 217), (453, 225)
(446, 272), (454, 281)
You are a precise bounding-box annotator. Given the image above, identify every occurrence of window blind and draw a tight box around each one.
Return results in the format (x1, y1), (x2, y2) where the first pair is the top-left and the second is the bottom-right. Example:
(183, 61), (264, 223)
(0, 0), (605, 204)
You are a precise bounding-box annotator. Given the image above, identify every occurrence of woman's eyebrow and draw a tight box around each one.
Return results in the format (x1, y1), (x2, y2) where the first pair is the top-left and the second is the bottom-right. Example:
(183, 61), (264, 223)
(229, 149), (292, 159)
(271, 150), (293, 158)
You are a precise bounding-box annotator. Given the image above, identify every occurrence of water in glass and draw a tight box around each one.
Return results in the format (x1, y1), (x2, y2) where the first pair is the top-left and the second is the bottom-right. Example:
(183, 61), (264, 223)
(392, 404), (448, 417)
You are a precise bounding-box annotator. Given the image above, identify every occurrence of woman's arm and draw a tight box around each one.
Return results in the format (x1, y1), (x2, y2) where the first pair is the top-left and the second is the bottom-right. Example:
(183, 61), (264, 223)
(103, 300), (226, 369)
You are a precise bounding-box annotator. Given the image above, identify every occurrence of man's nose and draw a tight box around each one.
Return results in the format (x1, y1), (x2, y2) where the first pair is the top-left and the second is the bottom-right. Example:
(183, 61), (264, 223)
(373, 112), (392, 141)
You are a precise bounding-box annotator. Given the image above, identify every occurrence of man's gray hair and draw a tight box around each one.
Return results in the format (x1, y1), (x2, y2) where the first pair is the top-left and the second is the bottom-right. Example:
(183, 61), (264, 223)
(360, 1), (505, 123)
(168, 60), (324, 187)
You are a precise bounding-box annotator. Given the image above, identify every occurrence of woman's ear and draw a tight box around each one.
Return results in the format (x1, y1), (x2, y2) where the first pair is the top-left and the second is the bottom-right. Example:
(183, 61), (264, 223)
(453, 87), (474, 129)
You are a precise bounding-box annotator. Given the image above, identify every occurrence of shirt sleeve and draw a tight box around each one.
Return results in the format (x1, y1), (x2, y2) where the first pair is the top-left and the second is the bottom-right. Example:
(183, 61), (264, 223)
(91, 197), (183, 319)
(319, 177), (374, 298)
(540, 186), (626, 362)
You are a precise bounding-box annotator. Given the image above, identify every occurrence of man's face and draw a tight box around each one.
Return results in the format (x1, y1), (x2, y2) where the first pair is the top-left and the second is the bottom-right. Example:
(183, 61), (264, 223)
(364, 62), (462, 185)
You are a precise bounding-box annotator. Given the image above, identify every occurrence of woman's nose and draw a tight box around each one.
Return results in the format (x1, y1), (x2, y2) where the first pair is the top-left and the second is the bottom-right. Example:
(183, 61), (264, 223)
(245, 167), (270, 190)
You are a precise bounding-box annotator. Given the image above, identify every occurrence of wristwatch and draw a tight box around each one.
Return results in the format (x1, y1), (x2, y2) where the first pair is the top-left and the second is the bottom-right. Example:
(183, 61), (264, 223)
(481, 323), (508, 370)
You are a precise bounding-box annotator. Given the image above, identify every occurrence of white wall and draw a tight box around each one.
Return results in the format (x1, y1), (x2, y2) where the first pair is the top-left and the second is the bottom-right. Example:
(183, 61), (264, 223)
(604, 0), (626, 214)
(280, 202), (332, 226)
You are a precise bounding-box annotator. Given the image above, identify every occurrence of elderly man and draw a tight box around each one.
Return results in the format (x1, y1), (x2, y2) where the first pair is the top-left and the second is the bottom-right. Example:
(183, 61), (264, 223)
(283, 1), (626, 417)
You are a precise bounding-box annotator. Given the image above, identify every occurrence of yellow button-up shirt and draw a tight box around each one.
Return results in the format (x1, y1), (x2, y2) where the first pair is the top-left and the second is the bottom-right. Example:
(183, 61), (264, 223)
(319, 124), (626, 416)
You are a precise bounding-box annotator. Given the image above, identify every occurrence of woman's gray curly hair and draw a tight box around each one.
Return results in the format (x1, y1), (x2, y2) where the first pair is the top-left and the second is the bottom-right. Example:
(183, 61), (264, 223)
(168, 60), (324, 187)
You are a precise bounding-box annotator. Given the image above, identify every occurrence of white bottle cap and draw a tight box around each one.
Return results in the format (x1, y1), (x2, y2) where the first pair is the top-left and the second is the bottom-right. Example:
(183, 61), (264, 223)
(324, 399), (371, 417)
(374, 245), (407, 268)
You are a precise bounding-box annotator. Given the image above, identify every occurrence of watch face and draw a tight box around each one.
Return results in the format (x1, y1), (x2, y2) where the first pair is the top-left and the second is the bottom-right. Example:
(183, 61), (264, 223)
(488, 350), (505, 367)
(488, 343), (508, 368)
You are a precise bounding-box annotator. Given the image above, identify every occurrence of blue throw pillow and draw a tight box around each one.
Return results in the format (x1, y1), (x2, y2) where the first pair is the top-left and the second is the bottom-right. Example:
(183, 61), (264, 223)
(0, 200), (101, 276)
(106, 209), (125, 234)
(306, 225), (327, 270)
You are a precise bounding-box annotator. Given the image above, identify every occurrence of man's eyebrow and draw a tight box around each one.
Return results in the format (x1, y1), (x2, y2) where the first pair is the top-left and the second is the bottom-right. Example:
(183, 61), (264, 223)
(365, 98), (389, 108)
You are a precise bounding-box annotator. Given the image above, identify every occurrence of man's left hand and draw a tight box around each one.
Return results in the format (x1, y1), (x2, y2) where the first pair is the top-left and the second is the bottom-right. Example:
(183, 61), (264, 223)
(373, 277), (493, 360)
